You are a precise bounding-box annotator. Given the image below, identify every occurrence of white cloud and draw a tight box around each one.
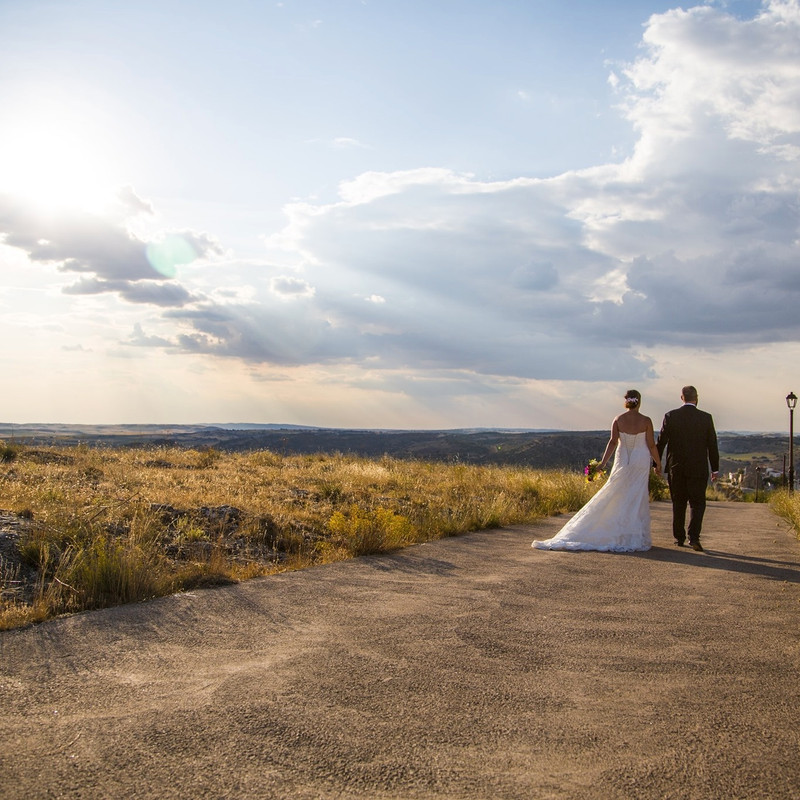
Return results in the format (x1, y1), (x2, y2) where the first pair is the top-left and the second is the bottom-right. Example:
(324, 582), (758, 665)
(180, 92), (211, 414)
(270, 275), (316, 299)
(128, 322), (173, 348)
(4, 2), (800, 427)
(63, 276), (197, 307)
(0, 191), (221, 307)
(331, 137), (369, 150)
(242, 1), (800, 377)
(117, 185), (154, 216)
(336, 168), (470, 205)
(620, 2), (800, 165)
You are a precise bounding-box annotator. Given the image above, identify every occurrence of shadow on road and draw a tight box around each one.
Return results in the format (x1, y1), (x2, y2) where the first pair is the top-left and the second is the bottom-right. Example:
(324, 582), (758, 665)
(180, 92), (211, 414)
(635, 545), (800, 583)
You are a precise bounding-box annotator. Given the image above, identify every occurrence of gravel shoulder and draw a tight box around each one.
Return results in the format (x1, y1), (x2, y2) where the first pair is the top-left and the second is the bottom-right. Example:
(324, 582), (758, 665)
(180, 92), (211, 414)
(1, 501), (799, 799)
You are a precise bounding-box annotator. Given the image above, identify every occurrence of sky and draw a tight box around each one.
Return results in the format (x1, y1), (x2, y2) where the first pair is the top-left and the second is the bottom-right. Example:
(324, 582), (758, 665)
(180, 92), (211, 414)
(1, 0), (798, 432)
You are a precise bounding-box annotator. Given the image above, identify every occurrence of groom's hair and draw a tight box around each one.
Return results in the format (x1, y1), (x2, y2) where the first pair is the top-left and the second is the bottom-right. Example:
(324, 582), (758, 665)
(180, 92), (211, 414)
(682, 385), (698, 403)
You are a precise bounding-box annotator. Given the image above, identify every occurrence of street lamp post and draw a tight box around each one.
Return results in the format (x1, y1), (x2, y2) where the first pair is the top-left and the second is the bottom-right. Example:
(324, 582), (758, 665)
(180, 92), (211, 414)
(787, 392), (797, 493)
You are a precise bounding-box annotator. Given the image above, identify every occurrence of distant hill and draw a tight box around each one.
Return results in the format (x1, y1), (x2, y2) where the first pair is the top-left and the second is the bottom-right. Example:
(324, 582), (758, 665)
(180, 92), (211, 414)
(0, 424), (794, 476)
(0, 423), (605, 469)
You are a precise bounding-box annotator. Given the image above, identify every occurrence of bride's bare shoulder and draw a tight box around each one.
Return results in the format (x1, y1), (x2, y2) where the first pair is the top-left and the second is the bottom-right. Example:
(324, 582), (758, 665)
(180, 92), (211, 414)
(617, 411), (652, 435)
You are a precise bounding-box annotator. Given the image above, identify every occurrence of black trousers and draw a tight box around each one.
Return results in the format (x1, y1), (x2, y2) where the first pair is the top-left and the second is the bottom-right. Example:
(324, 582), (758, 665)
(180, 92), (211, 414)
(667, 471), (709, 543)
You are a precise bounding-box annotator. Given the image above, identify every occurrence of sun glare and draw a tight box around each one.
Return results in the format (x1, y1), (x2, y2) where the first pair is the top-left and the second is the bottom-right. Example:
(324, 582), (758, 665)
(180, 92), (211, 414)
(0, 98), (122, 214)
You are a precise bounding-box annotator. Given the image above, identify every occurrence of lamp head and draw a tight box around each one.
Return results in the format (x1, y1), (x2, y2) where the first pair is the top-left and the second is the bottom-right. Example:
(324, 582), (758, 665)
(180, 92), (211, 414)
(787, 392), (797, 410)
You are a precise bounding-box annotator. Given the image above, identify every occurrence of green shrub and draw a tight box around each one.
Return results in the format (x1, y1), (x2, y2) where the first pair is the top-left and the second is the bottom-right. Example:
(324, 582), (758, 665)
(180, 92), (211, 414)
(58, 537), (162, 610)
(771, 490), (800, 537)
(328, 504), (414, 556)
(0, 441), (20, 463)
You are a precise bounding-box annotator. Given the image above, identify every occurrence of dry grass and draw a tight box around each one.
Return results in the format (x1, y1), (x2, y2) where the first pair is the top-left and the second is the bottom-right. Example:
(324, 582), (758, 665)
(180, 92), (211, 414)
(770, 490), (800, 538)
(0, 443), (600, 630)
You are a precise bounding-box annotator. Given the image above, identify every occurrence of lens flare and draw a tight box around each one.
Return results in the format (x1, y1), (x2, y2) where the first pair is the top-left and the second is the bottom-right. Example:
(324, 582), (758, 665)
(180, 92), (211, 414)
(145, 235), (198, 278)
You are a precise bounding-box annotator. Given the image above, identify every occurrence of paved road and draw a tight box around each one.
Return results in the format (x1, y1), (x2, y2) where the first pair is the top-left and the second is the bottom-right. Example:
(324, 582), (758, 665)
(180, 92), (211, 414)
(1, 501), (799, 799)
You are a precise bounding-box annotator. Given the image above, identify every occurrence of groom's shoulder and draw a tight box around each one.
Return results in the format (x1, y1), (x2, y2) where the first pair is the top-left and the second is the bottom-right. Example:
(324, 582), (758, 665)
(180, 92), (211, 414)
(665, 404), (703, 423)
(689, 405), (716, 427)
(698, 407), (716, 424)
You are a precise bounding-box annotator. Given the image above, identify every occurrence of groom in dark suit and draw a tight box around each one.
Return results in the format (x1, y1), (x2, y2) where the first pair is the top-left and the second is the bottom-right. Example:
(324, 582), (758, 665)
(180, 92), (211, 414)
(657, 386), (719, 552)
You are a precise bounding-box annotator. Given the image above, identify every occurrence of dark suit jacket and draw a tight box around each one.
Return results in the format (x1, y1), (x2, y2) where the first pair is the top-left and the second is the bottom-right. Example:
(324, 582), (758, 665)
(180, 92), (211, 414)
(657, 404), (719, 478)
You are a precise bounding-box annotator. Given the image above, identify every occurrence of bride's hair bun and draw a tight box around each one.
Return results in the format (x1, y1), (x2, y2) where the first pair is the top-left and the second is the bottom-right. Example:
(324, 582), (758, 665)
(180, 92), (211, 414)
(624, 389), (641, 409)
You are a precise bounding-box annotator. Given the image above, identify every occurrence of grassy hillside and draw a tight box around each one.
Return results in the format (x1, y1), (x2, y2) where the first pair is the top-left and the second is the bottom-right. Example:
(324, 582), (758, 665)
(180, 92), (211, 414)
(0, 443), (602, 630)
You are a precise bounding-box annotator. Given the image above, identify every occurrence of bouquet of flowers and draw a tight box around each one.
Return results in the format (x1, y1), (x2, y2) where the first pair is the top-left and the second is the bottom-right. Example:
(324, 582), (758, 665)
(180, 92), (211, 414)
(584, 458), (605, 482)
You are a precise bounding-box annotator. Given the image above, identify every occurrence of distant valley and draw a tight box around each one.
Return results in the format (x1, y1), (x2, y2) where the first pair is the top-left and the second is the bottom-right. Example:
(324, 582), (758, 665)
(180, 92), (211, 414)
(0, 423), (794, 483)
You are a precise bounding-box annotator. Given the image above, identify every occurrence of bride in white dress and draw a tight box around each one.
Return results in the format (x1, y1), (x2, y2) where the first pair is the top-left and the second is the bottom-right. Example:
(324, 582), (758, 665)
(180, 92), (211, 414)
(532, 390), (663, 552)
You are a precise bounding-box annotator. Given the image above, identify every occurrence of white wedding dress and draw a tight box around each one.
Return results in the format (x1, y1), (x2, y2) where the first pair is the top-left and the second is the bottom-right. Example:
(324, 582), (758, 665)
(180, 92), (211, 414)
(531, 431), (652, 552)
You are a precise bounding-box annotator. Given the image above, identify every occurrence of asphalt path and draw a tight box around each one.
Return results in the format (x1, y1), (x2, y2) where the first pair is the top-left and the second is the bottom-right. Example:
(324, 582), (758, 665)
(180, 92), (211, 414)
(1, 501), (799, 799)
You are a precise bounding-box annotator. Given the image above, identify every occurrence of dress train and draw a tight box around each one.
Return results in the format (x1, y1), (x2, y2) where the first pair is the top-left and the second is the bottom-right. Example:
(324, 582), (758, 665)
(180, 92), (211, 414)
(531, 432), (652, 552)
